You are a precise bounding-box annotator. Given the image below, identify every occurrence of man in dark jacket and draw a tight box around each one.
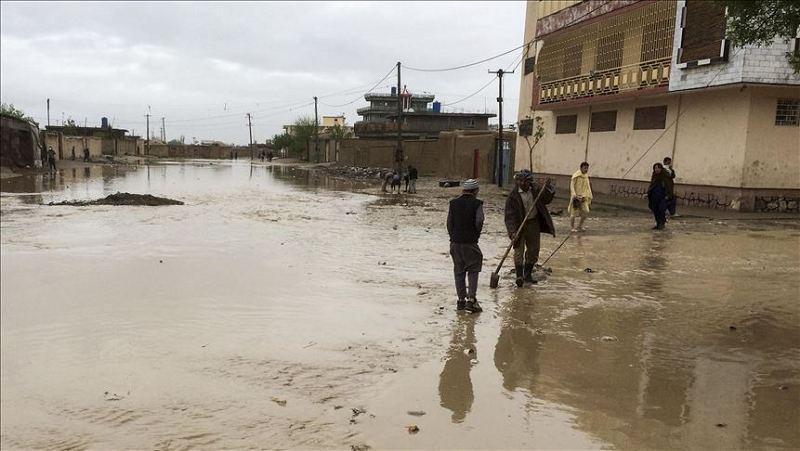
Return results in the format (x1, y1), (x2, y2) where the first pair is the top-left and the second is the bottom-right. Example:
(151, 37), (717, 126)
(407, 164), (419, 193)
(447, 179), (484, 313)
(504, 169), (555, 287)
(663, 157), (678, 217)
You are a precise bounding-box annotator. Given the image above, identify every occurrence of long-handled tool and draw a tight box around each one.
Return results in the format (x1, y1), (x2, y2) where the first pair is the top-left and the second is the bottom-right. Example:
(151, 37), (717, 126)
(541, 232), (572, 267)
(489, 183), (548, 289)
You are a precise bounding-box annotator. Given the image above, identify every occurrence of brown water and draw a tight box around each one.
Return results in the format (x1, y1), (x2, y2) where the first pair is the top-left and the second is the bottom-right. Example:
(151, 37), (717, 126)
(2, 160), (799, 450)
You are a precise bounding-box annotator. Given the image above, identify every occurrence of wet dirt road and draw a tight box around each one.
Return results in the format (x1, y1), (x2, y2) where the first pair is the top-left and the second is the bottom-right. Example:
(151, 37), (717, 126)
(2, 160), (799, 450)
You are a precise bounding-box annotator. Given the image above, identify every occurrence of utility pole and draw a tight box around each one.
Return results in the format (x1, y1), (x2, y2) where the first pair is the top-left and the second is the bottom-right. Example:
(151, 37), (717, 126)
(314, 96), (320, 163)
(162, 117), (166, 142)
(46, 99), (50, 127)
(247, 113), (254, 159)
(489, 68), (514, 188)
(145, 113), (151, 155)
(396, 61), (402, 175)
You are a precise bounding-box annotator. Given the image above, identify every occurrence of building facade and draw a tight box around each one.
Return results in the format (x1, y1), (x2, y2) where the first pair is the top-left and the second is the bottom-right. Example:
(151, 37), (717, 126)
(354, 88), (495, 140)
(516, 0), (800, 212)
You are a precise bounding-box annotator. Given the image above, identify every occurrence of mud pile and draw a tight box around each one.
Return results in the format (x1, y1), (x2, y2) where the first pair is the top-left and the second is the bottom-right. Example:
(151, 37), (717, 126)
(49, 192), (183, 206)
(313, 165), (386, 180)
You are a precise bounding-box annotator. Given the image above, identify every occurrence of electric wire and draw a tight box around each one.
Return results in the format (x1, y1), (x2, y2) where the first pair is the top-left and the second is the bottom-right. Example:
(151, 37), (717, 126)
(317, 65), (397, 108)
(620, 47), (744, 179)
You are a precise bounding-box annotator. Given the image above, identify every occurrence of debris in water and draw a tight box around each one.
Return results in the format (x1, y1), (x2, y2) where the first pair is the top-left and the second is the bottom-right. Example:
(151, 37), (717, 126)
(104, 391), (125, 401)
(600, 336), (618, 342)
(716, 423), (727, 428)
(465, 348), (475, 355)
(407, 425), (420, 434)
(470, 359), (478, 365)
(729, 326), (737, 331)
(351, 445), (371, 451)
(407, 411), (426, 417)
(271, 398), (287, 406)
(49, 192), (183, 206)
(779, 385), (789, 391)
(584, 268), (596, 273)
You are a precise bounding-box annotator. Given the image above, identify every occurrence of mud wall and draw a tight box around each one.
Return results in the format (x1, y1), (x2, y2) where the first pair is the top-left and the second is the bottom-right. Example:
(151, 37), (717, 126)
(148, 144), (235, 159)
(62, 136), (103, 159)
(338, 131), (514, 181)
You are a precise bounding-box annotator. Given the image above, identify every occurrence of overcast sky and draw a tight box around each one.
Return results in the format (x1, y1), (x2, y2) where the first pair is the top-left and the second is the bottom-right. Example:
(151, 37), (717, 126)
(1, 1), (526, 145)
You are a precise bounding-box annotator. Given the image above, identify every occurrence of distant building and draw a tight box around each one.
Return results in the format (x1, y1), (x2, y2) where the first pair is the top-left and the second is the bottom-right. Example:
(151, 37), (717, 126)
(354, 87), (495, 139)
(516, 0), (800, 212)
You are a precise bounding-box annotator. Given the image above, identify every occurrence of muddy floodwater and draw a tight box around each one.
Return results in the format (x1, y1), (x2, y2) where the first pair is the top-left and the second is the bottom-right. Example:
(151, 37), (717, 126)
(2, 160), (799, 450)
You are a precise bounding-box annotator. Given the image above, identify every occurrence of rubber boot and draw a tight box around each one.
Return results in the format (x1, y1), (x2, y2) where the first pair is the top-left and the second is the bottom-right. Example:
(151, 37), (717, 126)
(524, 264), (537, 284)
(515, 265), (524, 288)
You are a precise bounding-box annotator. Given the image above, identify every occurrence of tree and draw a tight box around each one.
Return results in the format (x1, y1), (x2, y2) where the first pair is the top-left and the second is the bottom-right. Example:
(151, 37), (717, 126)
(718, 0), (800, 73)
(289, 115), (317, 159)
(521, 116), (545, 171)
(0, 103), (32, 122)
(271, 132), (294, 153)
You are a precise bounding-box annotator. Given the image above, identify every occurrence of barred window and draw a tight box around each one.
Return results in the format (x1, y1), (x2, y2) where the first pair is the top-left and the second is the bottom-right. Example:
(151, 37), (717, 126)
(775, 99), (799, 126)
(590, 110), (617, 132)
(634, 106), (667, 130)
(524, 57), (536, 75)
(555, 115), (578, 134)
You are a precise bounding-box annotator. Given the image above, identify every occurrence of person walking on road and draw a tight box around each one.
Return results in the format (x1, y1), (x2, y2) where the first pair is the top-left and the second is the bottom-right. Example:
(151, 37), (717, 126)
(47, 147), (57, 172)
(663, 157), (678, 217)
(407, 164), (418, 194)
(71, 146), (76, 161)
(447, 179), (484, 313)
(569, 162), (593, 233)
(504, 170), (556, 287)
(647, 163), (671, 230)
(83, 147), (90, 162)
(381, 170), (393, 193)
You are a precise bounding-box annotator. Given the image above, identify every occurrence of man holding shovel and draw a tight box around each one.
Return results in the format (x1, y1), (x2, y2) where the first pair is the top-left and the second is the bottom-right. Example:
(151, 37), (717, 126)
(504, 170), (556, 287)
(447, 179), (484, 313)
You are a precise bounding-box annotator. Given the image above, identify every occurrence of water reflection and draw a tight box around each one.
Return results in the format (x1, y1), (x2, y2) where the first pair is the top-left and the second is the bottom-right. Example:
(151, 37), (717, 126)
(438, 314), (478, 423)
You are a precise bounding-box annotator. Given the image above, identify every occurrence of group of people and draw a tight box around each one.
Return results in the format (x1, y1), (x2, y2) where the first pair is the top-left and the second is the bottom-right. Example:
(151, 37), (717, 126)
(447, 170), (557, 313)
(647, 157), (678, 229)
(446, 157), (680, 313)
(259, 150), (274, 162)
(380, 165), (418, 194)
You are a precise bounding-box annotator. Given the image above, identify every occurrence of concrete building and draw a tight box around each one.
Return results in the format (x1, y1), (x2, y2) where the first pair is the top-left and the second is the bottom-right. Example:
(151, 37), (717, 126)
(516, 0), (800, 212)
(354, 88), (495, 140)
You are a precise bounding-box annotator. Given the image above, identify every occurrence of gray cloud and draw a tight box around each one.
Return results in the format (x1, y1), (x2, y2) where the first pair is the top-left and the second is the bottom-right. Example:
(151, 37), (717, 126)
(1, 1), (525, 144)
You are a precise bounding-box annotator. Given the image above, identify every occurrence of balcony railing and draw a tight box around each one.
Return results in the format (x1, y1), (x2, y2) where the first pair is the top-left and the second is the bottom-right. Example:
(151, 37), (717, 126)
(539, 58), (671, 104)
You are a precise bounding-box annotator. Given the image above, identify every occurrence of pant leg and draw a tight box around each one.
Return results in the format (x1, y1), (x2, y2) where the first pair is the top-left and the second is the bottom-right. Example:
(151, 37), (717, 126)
(410, 179), (416, 193)
(654, 198), (667, 225)
(450, 243), (468, 300)
(667, 197), (677, 215)
(460, 243), (482, 299)
(523, 220), (541, 265)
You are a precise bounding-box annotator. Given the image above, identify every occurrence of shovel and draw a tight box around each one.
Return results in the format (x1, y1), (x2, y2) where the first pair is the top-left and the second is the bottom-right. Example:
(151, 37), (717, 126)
(490, 182), (548, 289)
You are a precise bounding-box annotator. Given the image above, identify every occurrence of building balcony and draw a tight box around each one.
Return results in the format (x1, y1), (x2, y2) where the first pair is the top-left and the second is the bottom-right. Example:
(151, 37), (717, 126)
(539, 58), (671, 104)
(534, 0), (676, 106)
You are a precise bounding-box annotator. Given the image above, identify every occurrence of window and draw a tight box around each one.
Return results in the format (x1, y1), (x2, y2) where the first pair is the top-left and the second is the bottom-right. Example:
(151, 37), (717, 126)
(590, 110), (617, 132)
(775, 99), (800, 126)
(466, 118), (475, 128)
(678, 0), (727, 66)
(634, 106), (668, 130)
(555, 115), (578, 134)
(524, 57), (536, 75)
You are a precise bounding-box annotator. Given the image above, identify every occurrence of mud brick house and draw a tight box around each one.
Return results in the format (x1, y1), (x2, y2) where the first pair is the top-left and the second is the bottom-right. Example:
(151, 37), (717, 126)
(516, 0), (800, 212)
(0, 114), (42, 168)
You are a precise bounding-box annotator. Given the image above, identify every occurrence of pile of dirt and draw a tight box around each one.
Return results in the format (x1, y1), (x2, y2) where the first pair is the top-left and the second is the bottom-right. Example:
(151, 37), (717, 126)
(49, 192), (184, 206)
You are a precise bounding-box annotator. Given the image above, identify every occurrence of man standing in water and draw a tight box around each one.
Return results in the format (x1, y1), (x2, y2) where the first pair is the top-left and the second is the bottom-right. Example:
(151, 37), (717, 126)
(663, 157), (678, 217)
(569, 162), (592, 233)
(447, 179), (484, 313)
(505, 170), (555, 287)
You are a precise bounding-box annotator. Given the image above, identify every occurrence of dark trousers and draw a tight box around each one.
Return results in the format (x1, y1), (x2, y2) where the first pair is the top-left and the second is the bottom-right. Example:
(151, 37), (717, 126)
(649, 196), (667, 226)
(667, 197), (677, 215)
(450, 242), (482, 300)
(48, 158), (56, 170)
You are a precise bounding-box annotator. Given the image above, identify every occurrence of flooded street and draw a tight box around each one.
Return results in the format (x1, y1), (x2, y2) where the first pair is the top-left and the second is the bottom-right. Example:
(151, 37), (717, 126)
(2, 160), (799, 450)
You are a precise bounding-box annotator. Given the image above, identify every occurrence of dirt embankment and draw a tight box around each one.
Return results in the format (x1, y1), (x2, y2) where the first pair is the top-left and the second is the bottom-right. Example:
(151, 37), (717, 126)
(49, 192), (184, 206)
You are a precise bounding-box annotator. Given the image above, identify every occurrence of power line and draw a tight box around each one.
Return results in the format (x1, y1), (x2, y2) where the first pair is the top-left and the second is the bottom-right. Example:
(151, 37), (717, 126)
(317, 65), (397, 108)
(404, 1), (611, 73)
(442, 52), (523, 107)
(620, 47), (744, 179)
